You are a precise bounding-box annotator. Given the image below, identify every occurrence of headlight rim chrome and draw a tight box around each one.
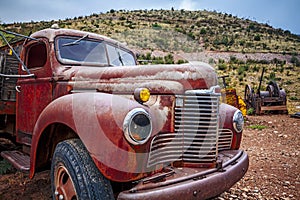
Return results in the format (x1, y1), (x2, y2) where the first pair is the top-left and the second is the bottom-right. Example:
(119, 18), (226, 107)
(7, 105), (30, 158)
(233, 110), (244, 133)
(123, 108), (152, 145)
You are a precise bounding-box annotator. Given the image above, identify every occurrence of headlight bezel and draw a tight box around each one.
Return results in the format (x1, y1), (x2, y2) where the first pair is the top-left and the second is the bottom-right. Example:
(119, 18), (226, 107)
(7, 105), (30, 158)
(123, 108), (152, 145)
(233, 110), (244, 133)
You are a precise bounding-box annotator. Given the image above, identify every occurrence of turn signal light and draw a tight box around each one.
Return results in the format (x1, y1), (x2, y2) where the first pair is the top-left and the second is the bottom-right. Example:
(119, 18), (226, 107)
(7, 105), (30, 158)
(134, 88), (150, 103)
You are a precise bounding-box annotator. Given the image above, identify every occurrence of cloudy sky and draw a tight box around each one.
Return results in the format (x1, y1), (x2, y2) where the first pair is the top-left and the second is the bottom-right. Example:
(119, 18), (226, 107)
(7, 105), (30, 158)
(1, 0), (299, 34)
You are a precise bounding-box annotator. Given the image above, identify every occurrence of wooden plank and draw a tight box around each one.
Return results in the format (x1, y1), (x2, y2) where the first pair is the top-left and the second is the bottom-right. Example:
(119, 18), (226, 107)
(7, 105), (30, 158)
(260, 105), (287, 111)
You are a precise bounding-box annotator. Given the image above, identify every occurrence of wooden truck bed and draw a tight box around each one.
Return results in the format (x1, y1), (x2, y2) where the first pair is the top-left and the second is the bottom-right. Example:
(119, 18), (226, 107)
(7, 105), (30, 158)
(0, 41), (23, 114)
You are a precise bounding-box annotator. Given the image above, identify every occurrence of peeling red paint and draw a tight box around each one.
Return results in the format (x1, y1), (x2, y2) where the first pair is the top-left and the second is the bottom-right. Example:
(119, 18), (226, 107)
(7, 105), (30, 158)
(0, 28), (248, 198)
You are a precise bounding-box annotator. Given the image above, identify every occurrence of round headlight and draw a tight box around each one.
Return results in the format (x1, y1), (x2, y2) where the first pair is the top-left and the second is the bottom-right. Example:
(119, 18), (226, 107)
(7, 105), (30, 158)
(123, 108), (152, 145)
(233, 110), (244, 133)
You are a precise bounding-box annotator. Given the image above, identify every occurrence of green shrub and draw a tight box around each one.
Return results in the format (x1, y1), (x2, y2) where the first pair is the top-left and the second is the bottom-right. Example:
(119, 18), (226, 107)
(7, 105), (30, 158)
(252, 65), (260, 72)
(254, 34), (261, 41)
(208, 58), (215, 65)
(152, 23), (162, 30)
(248, 124), (267, 130)
(218, 63), (227, 70)
(291, 56), (300, 67)
(200, 28), (207, 34)
(229, 56), (237, 63)
(285, 80), (293, 85)
(164, 54), (174, 64)
(0, 160), (14, 175)
(238, 65), (249, 75)
(290, 96), (298, 100)
(247, 108), (255, 115)
(238, 75), (244, 81)
(177, 59), (187, 64)
(269, 72), (276, 81)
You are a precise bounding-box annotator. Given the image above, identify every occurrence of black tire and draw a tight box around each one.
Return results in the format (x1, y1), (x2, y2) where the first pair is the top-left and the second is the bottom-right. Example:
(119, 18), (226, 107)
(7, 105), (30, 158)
(51, 139), (114, 200)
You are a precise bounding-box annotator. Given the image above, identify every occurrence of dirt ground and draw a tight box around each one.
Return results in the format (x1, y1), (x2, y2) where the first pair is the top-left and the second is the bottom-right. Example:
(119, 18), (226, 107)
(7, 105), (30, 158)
(0, 114), (299, 200)
(217, 115), (299, 200)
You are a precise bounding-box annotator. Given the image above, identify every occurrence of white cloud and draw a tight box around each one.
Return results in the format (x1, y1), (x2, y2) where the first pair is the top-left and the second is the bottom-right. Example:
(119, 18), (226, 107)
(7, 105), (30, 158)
(179, 0), (197, 10)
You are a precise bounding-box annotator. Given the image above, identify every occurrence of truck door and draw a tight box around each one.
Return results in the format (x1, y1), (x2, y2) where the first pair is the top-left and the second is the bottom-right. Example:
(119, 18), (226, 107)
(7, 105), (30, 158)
(16, 39), (53, 145)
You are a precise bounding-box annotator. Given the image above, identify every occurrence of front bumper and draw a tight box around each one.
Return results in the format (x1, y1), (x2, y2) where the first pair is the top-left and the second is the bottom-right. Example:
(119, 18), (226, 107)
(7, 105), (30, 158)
(118, 150), (249, 200)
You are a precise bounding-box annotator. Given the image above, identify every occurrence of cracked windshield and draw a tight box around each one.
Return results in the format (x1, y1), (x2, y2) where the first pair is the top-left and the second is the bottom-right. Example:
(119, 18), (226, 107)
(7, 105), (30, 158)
(57, 36), (136, 66)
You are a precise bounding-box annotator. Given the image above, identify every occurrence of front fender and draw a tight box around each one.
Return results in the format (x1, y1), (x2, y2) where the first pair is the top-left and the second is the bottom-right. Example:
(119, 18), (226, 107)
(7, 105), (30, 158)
(30, 93), (159, 181)
(219, 103), (243, 149)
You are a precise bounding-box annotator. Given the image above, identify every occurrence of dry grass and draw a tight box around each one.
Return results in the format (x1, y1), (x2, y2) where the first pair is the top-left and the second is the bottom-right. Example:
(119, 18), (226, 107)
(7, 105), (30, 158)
(1, 9), (299, 112)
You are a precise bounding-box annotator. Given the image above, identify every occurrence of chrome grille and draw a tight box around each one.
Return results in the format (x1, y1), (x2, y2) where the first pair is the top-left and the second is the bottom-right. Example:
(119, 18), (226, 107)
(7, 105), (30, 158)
(148, 89), (221, 167)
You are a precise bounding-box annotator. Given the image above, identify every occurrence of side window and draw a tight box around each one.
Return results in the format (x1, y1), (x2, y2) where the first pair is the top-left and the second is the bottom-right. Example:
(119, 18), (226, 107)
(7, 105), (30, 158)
(27, 42), (47, 68)
(106, 44), (136, 66)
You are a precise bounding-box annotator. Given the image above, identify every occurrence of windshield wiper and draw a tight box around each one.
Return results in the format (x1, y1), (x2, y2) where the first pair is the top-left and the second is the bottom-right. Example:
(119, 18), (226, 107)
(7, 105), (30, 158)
(117, 50), (124, 66)
(62, 34), (89, 47)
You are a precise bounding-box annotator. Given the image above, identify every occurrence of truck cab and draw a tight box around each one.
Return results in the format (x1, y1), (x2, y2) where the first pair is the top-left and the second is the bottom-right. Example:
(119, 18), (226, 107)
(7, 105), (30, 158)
(0, 26), (248, 200)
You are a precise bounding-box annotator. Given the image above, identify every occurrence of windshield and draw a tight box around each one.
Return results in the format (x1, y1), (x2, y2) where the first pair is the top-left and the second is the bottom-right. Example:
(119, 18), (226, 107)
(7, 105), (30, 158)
(56, 36), (136, 66)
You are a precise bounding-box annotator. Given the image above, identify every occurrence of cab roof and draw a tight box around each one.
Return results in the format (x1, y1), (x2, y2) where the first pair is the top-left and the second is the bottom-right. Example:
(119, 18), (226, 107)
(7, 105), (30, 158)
(30, 26), (128, 49)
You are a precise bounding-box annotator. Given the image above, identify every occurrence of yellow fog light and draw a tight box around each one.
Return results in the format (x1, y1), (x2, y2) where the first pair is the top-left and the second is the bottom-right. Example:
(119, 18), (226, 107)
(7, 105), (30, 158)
(134, 88), (150, 103)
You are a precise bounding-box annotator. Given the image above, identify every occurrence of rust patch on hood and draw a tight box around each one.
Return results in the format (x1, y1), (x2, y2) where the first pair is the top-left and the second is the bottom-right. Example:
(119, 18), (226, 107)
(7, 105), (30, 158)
(56, 62), (217, 94)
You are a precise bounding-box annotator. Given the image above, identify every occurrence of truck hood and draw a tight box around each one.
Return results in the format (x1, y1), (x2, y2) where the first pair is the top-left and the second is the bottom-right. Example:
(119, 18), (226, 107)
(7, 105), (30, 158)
(56, 62), (217, 94)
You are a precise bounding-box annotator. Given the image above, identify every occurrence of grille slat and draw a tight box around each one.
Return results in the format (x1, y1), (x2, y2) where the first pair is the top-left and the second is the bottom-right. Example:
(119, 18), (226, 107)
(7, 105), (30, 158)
(175, 125), (217, 129)
(174, 129), (217, 133)
(175, 120), (218, 124)
(175, 108), (218, 112)
(218, 129), (233, 151)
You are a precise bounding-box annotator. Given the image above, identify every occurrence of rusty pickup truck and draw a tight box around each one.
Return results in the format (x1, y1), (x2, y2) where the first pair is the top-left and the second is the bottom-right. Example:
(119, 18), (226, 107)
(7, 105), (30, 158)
(0, 26), (248, 200)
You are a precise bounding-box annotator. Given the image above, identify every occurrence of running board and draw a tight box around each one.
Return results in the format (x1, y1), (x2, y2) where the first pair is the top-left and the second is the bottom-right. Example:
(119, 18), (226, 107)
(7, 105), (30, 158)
(1, 150), (30, 171)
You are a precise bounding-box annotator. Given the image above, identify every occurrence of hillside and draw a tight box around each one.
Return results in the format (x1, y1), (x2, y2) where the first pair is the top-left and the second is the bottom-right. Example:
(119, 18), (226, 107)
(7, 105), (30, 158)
(1, 9), (299, 113)
(2, 9), (300, 53)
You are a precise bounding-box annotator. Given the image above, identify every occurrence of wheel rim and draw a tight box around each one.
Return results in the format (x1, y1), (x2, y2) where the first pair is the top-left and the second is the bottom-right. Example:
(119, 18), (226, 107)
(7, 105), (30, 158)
(269, 81), (280, 97)
(244, 85), (253, 108)
(54, 165), (77, 200)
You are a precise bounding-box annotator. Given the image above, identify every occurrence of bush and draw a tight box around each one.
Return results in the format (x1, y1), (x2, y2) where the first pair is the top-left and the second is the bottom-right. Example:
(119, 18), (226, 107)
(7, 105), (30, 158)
(152, 23), (162, 30)
(238, 75), (244, 81)
(200, 28), (207, 34)
(218, 63), (227, 70)
(218, 59), (225, 64)
(208, 58), (215, 65)
(229, 56), (238, 64)
(269, 72), (276, 81)
(252, 65), (260, 72)
(254, 34), (261, 41)
(289, 96), (298, 100)
(291, 56), (300, 67)
(248, 124), (268, 130)
(247, 108), (255, 115)
(164, 54), (174, 64)
(0, 160), (14, 175)
(238, 65), (249, 75)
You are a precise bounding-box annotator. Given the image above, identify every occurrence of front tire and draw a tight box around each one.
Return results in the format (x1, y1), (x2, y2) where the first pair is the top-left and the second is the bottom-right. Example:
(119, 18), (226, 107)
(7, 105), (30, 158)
(51, 139), (114, 200)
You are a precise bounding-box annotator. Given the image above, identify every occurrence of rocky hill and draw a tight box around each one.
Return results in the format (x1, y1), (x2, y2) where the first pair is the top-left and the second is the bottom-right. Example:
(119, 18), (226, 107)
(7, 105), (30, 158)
(1, 9), (299, 113)
(1, 9), (300, 53)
